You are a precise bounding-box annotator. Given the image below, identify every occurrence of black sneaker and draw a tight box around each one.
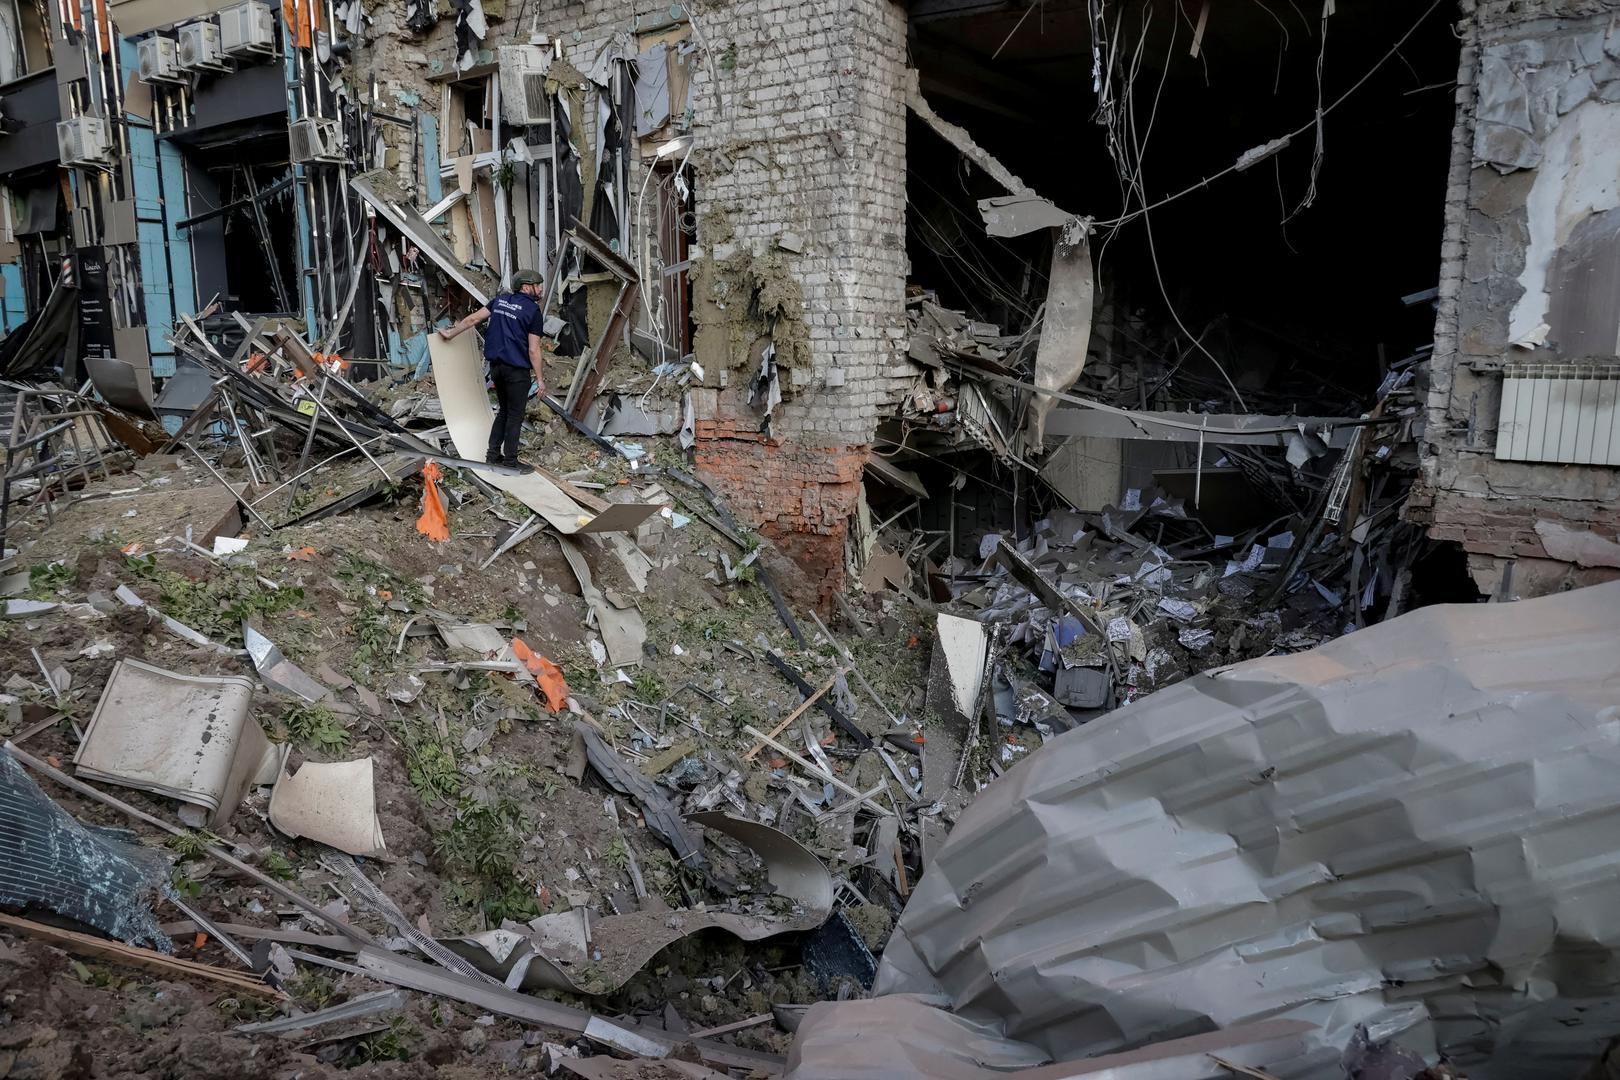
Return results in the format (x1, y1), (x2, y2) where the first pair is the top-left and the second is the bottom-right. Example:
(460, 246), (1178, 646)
(501, 459), (534, 473)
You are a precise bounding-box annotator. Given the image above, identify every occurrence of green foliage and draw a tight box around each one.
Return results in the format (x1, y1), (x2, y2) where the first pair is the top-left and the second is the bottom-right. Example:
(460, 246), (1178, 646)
(288, 971), (336, 1010)
(347, 1018), (417, 1064)
(437, 796), (539, 924)
(262, 850), (297, 881)
(629, 671), (667, 705)
(404, 731), (461, 803)
(27, 562), (73, 598)
(69, 961), (134, 991)
(350, 599), (394, 676)
(124, 557), (304, 643)
(336, 553), (424, 606)
(216, 995), (280, 1023)
(166, 829), (222, 861)
(279, 703), (351, 755)
(171, 871), (205, 899)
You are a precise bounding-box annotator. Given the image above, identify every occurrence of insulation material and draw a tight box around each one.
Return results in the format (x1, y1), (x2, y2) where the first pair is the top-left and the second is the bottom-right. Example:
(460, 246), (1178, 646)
(427, 330), (659, 534)
(934, 613), (987, 717)
(269, 758), (388, 857)
(790, 582), (1620, 1080)
(73, 659), (281, 829)
(0, 746), (173, 951)
(1026, 232), (1094, 446)
(446, 812), (832, 995)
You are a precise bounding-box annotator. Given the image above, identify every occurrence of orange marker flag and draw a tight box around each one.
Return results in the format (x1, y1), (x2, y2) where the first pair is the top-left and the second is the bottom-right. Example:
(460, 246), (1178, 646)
(510, 637), (569, 713)
(416, 462), (449, 542)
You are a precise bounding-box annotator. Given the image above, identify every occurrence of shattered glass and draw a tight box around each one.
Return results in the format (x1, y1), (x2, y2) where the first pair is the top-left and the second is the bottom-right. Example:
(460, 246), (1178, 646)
(0, 748), (173, 951)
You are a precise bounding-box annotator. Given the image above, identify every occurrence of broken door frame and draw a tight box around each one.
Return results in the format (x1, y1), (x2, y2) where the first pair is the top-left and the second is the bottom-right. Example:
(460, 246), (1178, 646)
(542, 223), (640, 421)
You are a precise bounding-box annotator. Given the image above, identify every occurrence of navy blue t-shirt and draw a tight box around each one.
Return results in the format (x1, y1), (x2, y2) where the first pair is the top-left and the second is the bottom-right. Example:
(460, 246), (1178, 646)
(484, 291), (544, 369)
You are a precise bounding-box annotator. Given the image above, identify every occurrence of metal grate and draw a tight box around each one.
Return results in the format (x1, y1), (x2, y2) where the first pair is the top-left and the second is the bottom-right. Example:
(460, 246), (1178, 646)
(1496, 362), (1620, 466)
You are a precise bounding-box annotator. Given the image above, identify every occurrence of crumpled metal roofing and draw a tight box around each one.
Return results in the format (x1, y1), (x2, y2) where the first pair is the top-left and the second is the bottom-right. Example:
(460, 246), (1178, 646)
(787, 581), (1620, 1079)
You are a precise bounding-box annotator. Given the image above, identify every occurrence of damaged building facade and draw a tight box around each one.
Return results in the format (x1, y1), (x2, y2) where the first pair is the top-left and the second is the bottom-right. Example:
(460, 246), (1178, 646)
(3, 0), (1617, 599)
(1411, 0), (1620, 598)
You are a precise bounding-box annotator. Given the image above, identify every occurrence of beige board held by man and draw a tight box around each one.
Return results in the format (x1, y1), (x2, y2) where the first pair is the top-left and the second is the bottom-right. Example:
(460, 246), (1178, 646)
(438, 269), (551, 472)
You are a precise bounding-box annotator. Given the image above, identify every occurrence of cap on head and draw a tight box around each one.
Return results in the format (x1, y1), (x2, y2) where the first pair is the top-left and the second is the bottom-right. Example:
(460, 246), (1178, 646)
(511, 270), (545, 290)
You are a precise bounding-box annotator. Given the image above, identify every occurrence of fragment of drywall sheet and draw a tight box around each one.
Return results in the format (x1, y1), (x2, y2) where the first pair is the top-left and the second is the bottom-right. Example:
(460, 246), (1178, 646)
(269, 758), (388, 857)
(426, 331), (659, 535)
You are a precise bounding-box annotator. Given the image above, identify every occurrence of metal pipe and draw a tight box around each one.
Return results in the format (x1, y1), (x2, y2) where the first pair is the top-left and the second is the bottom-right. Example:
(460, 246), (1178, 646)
(180, 441), (277, 531)
(283, 376), (329, 513)
(301, 372), (392, 480)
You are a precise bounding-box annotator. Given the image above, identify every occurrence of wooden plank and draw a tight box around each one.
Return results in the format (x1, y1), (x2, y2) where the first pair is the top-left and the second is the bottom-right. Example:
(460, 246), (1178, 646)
(0, 913), (280, 999)
(743, 666), (848, 761)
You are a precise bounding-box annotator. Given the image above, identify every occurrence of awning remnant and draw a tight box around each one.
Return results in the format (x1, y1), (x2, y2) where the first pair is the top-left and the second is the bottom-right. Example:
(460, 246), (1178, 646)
(428, 331), (660, 535)
(575, 722), (706, 869)
(1027, 233), (1095, 446)
(268, 758), (388, 858)
(73, 658), (280, 829)
(84, 355), (158, 420)
(445, 811), (832, 995)
(789, 582), (1620, 1079)
(0, 746), (172, 951)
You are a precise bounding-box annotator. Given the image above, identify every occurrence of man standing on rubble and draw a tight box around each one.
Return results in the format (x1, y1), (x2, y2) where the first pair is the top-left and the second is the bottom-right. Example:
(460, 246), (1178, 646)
(438, 269), (550, 471)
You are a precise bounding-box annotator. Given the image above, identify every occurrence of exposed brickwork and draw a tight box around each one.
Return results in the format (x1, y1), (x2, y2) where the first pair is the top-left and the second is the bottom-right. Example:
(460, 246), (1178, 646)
(692, 400), (868, 609)
(1413, 0), (1620, 593)
(352, 0), (909, 592)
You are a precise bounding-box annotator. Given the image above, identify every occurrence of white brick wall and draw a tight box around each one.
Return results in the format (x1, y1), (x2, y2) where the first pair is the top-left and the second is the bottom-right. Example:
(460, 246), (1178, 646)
(353, 0), (909, 449)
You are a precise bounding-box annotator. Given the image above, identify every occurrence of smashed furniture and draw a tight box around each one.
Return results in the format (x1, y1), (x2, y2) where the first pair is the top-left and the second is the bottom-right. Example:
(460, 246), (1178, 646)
(73, 658), (281, 829)
(790, 581), (1620, 1079)
(0, 746), (173, 950)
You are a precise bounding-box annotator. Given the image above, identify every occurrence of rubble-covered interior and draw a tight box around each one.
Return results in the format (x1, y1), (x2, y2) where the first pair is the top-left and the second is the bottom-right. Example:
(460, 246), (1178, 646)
(2, 0), (1620, 1078)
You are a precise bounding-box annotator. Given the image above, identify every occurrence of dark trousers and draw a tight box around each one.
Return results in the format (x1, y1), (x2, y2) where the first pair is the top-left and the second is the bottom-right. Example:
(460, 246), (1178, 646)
(487, 362), (530, 464)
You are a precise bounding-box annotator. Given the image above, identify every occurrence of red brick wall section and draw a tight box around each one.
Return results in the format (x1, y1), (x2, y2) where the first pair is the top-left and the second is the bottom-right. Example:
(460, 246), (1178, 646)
(1426, 492), (1620, 561)
(692, 416), (868, 608)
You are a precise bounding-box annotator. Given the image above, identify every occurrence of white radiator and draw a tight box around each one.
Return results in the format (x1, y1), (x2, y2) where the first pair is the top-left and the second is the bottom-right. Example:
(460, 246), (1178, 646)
(1495, 362), (1620, 466)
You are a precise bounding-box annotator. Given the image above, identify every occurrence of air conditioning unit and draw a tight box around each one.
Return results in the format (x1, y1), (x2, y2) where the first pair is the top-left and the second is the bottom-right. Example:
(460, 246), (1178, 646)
(177, 21), (228, 72)
(56, 117), (111, 166)
(497, 45), (550, 125)
(289, 116), (344, 163)
(219, 0), (275, 57)
(136, 36), (184, 84)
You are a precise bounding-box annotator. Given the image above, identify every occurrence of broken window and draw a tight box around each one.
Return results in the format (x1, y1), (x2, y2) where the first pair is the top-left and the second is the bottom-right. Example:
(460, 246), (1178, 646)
(0, 0), (53, 83)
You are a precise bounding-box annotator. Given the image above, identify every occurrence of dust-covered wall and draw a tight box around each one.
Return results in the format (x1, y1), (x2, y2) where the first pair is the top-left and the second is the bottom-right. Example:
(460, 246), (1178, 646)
(346, 0), (910, 604)
(1411, 0), (1620, 597)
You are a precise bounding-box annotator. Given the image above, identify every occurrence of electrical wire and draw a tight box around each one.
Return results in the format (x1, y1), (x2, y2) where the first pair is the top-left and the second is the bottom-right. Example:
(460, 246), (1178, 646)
(1090, 0), (1447, 230)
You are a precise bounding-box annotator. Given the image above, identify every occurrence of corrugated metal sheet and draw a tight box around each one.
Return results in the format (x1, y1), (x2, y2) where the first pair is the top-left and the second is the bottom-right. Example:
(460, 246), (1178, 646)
(789, 582), (1620, 1080)
(1496, 362), (1620, 465)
